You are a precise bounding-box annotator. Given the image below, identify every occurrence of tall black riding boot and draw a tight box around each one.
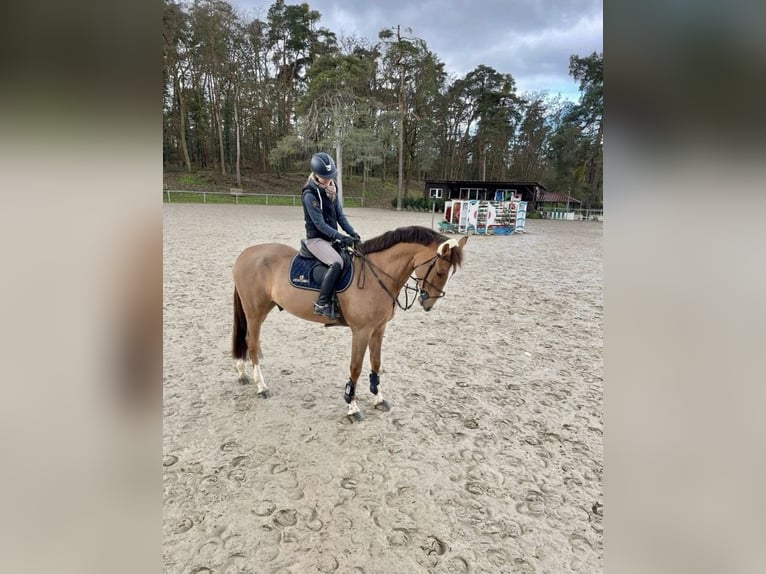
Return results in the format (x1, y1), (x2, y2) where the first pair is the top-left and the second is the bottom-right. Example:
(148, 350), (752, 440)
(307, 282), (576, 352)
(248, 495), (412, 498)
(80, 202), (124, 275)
(313, 262), (342, 319)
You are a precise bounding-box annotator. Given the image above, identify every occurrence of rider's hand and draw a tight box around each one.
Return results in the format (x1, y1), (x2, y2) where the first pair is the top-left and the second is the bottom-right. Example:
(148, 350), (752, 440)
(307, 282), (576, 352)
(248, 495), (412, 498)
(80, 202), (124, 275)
(340, 235), (355, 247)
(350, 233), (361, 244)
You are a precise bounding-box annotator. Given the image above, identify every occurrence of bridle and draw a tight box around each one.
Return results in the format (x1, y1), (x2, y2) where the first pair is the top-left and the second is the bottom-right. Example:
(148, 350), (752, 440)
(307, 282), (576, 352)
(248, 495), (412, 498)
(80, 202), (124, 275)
(350, 247), (453, 311)
(414, 253), (452, 304)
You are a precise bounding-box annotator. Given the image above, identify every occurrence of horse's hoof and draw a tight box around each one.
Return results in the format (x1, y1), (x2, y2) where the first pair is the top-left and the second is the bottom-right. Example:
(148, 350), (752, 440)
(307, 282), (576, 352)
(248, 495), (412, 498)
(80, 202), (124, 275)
(237, 375), (251, 385)
(374, 400), (391, 412)
(256, 389), (270, 399)
(345, 411), (364, 423)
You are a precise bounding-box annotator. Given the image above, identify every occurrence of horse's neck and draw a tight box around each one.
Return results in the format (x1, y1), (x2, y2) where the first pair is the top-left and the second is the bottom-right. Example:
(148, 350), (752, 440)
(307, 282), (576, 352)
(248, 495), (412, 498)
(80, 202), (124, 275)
(367, 243), (428, 288)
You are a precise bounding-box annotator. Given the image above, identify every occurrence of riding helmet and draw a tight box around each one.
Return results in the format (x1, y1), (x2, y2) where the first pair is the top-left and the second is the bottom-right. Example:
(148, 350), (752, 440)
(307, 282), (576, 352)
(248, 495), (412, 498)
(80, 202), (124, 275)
(310, 152), (337, 179)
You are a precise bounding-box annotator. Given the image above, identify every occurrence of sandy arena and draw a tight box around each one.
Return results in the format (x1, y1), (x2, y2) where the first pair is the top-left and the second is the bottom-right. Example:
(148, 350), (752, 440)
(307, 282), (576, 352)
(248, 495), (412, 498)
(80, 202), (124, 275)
(163, 203), (603, 573)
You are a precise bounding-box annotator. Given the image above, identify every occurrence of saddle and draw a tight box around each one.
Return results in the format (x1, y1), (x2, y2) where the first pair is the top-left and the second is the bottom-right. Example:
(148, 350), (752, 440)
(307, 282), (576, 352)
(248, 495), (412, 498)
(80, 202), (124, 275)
(288, 240), (353, 292)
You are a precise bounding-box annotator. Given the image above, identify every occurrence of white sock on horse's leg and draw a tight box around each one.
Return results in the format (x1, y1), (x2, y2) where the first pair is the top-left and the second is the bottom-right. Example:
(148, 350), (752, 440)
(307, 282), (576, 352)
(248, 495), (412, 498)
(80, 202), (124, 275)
(253, 363), (268, 395)
(347, 400), (360, 416)
(236, 359), (247, 380)
(373, 390), (385, 406)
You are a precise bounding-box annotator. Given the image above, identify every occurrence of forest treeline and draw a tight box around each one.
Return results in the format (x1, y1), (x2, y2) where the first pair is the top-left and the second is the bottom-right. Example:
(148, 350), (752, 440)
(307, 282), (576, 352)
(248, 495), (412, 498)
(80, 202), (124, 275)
(163, 0), (603, 207)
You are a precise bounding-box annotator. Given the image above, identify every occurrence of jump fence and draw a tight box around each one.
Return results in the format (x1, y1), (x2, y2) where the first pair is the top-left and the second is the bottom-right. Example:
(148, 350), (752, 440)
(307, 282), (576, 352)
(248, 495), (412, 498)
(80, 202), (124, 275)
(539, 207), (604, 221)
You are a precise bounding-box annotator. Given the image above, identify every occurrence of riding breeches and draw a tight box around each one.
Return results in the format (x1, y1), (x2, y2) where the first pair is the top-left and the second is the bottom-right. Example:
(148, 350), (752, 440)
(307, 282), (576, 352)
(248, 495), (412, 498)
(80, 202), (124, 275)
(305, 238), (344, 268)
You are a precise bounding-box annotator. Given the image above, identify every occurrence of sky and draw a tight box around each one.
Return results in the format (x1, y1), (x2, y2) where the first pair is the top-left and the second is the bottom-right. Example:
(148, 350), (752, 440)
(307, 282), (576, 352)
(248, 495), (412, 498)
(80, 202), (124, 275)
(229, 0), (603, 102)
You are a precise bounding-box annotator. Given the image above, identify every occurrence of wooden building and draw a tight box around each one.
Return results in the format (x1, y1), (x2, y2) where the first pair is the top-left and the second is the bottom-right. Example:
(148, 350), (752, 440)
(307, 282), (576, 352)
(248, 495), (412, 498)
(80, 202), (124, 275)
(537, 191), (581, 209)
(424, 180), (546, 211)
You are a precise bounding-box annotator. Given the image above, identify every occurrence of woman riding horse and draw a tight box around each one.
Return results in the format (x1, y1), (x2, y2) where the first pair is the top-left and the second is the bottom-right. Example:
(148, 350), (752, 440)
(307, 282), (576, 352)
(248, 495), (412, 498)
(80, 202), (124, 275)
(301, 152), (360, 320)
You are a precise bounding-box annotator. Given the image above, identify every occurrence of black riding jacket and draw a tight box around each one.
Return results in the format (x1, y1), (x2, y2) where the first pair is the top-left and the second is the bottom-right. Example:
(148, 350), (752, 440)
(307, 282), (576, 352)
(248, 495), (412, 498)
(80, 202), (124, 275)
(301, 178), (356, 241)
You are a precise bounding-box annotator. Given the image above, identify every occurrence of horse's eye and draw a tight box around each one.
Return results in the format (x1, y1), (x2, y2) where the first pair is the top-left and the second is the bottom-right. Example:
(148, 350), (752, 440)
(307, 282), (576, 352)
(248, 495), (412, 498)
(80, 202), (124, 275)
(436, 271), (445, 278)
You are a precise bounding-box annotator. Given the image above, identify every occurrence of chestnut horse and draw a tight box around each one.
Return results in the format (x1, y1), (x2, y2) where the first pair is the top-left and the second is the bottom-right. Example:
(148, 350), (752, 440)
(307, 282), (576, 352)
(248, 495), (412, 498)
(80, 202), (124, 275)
(231, 225), (467, 420)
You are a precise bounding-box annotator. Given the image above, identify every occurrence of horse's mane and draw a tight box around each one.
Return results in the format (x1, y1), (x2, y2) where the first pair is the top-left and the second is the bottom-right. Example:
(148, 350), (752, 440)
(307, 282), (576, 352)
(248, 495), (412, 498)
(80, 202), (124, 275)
(359, 225), (463, 269)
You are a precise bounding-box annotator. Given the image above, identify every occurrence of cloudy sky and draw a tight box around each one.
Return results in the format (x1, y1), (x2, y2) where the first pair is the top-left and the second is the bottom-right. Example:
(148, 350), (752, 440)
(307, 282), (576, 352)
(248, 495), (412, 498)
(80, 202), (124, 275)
(229, 0), (602, 102)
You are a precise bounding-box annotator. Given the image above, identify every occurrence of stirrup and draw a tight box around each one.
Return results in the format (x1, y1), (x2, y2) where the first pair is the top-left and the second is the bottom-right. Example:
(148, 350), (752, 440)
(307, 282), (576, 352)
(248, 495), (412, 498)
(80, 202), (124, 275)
(314, 302), (339, 319)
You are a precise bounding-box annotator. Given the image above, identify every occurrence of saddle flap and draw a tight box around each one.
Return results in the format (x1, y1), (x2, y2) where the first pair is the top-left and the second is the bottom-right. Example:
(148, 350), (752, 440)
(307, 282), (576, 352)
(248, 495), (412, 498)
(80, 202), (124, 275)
(288, 253), (354, 293)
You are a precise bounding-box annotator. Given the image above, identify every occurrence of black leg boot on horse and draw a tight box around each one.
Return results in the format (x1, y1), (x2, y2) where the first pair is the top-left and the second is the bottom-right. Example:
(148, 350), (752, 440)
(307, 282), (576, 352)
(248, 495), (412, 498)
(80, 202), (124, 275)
(313, 262), (342, 320)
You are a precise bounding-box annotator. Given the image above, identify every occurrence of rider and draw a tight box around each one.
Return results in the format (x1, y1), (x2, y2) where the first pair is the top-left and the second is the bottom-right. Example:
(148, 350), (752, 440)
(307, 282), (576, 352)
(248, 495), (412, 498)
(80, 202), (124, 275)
(301, 152), (361, 319)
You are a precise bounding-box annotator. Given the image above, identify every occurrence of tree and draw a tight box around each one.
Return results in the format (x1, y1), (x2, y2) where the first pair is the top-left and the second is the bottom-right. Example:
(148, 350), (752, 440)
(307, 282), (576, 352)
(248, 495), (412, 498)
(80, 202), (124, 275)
(462, 65), (521, 180)
(163, 0), (193, 172)
(344, 128), (385, 203)
(435, 65), (520, 181)
(567, 52), (603, 207)
(377, 26), (428, 210)
(266, 0), (333, 137)
(161, 0), (602, 206)
(243, 16), (276, 171)
(267, 134), (305, 176)
(297, 51), (374, 203)
(189, 0), (240, 176)
(546, 104), (589, 199)
(510, 94), (552, 181)
(402, 43), (446, 185)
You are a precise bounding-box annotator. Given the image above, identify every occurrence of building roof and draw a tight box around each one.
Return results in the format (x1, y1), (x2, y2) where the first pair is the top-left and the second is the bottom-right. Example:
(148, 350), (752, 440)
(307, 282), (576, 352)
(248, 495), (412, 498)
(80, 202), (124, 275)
(538, 192), (581, 203)
(425, 180), (546, 189)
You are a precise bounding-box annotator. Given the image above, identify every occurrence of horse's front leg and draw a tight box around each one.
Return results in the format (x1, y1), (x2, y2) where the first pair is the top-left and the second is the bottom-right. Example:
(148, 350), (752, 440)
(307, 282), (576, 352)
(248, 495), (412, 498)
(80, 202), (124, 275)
(345, 327), (372, 421)
(368, 323), (391, 411)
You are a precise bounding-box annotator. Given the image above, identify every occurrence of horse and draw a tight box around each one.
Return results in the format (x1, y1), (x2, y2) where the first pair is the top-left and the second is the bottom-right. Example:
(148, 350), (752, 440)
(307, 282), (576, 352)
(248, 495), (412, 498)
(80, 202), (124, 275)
(231, 225), (468, 420)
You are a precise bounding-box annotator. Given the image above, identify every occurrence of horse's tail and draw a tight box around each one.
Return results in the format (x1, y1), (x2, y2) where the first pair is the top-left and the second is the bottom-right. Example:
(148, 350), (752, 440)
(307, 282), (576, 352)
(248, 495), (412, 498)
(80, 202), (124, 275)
(232, 287), (248, 360)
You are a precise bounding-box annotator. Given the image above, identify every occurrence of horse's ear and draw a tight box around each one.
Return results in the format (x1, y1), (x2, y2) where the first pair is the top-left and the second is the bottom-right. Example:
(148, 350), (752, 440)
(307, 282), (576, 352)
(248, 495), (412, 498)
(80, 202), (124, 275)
(437, 238), (459, 255)
(457, 236), (468, 249)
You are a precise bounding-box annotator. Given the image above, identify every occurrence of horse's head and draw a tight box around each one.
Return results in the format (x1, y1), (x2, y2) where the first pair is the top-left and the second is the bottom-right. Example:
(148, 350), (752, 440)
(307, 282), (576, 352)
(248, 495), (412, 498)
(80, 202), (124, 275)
(414, 236), (468, 311)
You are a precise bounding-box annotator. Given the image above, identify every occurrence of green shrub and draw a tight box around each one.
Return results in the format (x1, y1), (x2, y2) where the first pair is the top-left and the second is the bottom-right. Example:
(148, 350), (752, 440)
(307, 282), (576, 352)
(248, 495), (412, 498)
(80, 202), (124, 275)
(178, 173), (203, 187)
(389, 196), (444, 211)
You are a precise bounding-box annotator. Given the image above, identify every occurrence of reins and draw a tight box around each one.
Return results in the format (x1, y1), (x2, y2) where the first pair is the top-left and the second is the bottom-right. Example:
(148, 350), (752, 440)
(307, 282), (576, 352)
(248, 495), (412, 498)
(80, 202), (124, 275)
(347, 246), (451, 311)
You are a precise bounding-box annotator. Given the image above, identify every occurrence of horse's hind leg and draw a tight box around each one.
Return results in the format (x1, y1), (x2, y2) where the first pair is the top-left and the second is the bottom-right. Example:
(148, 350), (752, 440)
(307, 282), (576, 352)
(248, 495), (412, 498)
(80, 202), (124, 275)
(235, 358), (249, 384)
(368, 323), (390, 411)
(243, 304), (273, 397)
(235, 350), (262, 384)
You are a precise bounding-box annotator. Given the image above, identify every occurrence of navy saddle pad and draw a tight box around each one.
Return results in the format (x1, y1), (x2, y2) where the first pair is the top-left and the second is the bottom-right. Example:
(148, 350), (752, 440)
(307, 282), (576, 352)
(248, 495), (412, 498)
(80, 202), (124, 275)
(288, 254), (353, 292)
